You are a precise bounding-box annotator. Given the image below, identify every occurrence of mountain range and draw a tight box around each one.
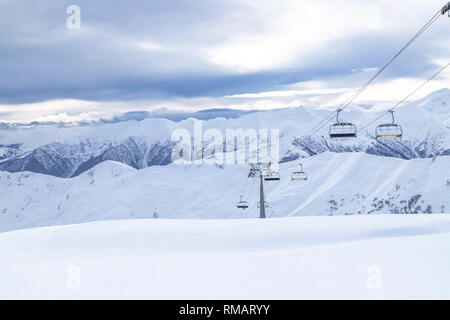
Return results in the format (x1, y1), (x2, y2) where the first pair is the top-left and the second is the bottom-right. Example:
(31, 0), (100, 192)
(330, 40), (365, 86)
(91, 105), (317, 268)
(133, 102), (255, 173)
(1, 89), (449, 232)
(1, 88), (449, 178)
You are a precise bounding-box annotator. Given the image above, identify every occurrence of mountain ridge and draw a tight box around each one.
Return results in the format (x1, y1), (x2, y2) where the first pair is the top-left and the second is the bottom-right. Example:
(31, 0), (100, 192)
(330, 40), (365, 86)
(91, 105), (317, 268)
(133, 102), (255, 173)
(1, 88), (449, 177)
(1, 151), (449, 232)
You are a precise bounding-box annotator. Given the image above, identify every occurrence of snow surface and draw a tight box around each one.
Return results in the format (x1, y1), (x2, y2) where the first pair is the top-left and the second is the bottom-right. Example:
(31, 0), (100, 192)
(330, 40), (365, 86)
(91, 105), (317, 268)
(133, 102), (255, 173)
(0, 214), (449, 299)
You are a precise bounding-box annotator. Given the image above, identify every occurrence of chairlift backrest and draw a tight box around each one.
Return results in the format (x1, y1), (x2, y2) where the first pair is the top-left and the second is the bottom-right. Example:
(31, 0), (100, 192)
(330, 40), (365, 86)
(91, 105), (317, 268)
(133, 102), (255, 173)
(329, 110), (357, 138)
(264, 171), (280, 181)
(237, 196), (249, 209)
(291, 171), (307, 181)
(329, 122), (357, 138)
(291, 164), (308, 181)
(375, 110), (403, 139)
(237, 201), (249, 209)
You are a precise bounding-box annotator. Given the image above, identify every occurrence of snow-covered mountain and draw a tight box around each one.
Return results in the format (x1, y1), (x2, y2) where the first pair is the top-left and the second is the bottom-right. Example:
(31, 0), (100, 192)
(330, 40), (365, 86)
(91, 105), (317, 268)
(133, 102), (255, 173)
(1, 88), (449, 178)
(1, 151), (449, 232)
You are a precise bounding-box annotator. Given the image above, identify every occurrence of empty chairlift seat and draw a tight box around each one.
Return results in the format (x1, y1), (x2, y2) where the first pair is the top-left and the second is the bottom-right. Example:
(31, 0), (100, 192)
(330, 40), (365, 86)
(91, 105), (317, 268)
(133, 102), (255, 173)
(237, 196), (249, 209)
(291, 164), (308, 181)
(375, 124), (403, 139)
(264, 171), (280, 181)
(375, 110), (402, 139)
(329, 110), (357, 139)
(329, 122), (357, 138)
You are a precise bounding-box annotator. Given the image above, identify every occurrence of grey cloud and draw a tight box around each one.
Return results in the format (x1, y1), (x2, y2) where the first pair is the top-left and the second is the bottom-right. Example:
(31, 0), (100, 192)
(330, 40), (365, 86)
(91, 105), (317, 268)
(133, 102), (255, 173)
(0, 0), (448, 104)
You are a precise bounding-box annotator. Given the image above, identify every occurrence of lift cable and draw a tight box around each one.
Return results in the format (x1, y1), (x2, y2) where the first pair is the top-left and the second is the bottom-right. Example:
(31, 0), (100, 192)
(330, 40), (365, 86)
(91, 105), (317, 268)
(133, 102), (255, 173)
(393, 18), (450, 73)
(306, 6), (445, 137)
(357, 62), (450, 134)
(337, 8), (443, 113)
(237, 3), (449, 204)
(279, 61), (450, 173)
(297, 1), (426, 138)
(301, 111), (337, 137)
(278, 5), (448, 172)
(349, 0), (425, 76)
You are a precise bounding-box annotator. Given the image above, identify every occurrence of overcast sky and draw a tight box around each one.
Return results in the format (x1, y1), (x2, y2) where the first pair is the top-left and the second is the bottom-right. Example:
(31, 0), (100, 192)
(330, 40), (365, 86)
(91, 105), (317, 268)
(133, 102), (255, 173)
(1, 0), (449, 122)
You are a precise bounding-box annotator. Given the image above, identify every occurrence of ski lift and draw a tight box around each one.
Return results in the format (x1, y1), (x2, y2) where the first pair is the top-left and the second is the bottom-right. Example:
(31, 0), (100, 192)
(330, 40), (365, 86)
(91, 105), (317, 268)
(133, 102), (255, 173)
(375, 110), (403, 139)
(291, 164), (308, 181)
(329, 109), (357, 138)
(264, 170), (280, 181)
(237, 196), (249, 209)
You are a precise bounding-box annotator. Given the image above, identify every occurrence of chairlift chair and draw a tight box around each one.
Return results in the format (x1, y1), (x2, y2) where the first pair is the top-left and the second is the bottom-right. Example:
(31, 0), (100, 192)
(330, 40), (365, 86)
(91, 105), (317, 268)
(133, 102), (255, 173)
(236, 196), (249, 209)
(291, 164), (308, 181)
(264, 171), (280, 181)
(375, 110), (403, 139)
(329, 109), (357, 139)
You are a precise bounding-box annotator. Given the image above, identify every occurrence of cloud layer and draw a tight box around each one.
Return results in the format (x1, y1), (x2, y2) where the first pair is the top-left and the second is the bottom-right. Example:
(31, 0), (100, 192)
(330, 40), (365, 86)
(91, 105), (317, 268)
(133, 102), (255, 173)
(0, 0), (449, 121)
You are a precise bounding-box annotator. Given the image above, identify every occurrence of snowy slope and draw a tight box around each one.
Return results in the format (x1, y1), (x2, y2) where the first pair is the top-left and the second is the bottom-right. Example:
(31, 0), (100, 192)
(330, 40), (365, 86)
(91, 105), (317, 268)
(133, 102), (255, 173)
(0, 215), (449, 299)
(0, 89), (449, 177)
(1, 152), (449, 232)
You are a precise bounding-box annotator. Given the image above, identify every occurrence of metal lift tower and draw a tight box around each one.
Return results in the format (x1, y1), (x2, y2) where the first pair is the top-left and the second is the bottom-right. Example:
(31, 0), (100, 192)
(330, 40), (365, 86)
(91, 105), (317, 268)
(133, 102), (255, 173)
(248, 163), (272, 219)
